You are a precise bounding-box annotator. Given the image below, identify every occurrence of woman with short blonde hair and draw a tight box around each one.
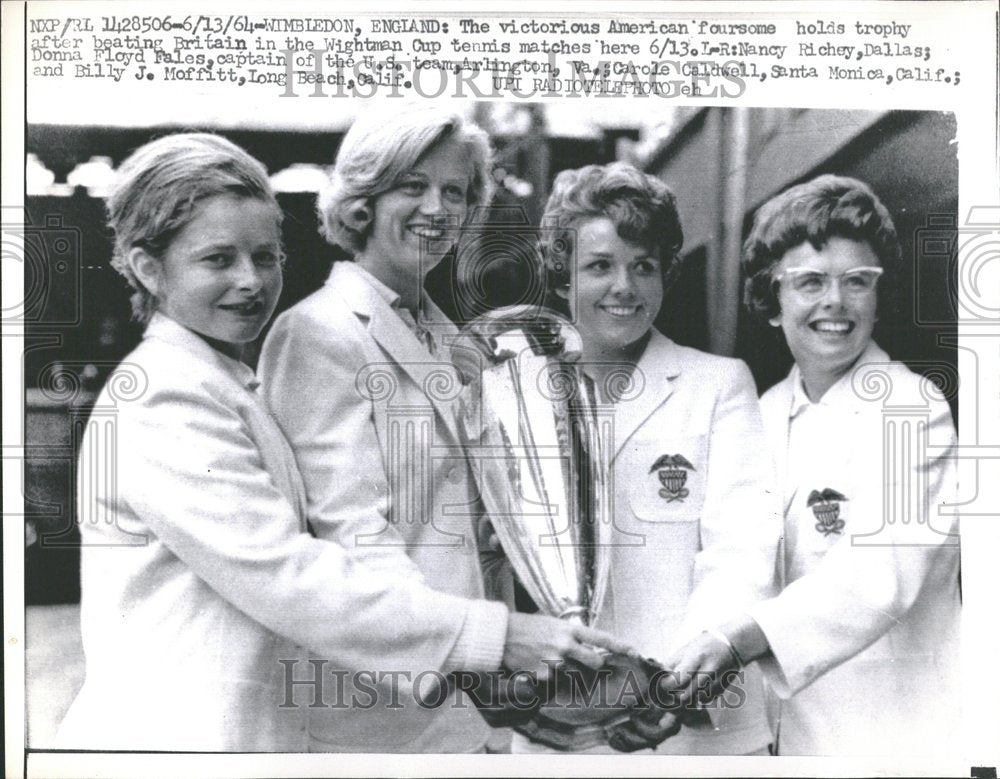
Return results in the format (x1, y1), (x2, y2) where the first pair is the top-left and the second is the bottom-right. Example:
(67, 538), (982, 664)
(261, 106), (625, 753)
(317, 103), (493, 254)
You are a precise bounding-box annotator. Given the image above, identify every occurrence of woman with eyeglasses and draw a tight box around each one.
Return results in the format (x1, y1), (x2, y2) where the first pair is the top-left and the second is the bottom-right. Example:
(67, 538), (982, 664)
(652, 175), (960, 756)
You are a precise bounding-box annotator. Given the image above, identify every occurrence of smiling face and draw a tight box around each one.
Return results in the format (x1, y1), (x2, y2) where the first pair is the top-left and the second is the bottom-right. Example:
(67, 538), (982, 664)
(771, 236), (880, 390)
(358, 137), (470, 305)
(559, 216), (663, 362)
(134, 194), (283, 357)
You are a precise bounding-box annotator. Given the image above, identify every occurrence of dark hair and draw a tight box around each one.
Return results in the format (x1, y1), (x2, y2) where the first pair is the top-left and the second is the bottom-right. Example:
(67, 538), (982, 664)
(742, 174), (900, 323)
(539, 163), (684, 305)
(107, 133), (281, 323)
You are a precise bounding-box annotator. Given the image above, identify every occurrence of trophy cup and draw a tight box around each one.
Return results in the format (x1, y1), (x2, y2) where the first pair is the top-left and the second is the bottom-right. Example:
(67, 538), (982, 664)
(458, 307), (661, 750)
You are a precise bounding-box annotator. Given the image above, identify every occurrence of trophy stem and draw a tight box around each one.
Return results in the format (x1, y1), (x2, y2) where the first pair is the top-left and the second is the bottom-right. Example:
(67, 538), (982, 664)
(458, 308), (646, 751)
(568, 373), (598, 623)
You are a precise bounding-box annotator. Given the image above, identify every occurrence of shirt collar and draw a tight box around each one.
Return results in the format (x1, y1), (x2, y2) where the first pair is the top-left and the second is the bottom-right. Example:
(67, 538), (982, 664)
(788, 340), (888, 419)
(144, 312), (259, 392)
(347, 262), (401, 309)
(345, 261), (449, 335)
(788, 363), (812, 419)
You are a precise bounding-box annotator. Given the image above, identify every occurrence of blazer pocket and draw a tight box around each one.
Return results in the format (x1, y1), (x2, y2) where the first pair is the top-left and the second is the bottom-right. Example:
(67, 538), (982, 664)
(623, 434), (708, 523)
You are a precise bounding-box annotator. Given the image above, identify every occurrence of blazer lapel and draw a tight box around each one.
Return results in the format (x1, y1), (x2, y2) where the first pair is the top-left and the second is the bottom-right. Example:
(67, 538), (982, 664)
(329, 263), (463, 443)
(609, 330), (681, 462)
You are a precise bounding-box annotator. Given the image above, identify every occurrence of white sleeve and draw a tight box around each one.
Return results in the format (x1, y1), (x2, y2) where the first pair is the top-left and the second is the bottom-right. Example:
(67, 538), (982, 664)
(117, 375), (507, 677)
(259, 303), (508, 673)
(676, 360), (782, 645)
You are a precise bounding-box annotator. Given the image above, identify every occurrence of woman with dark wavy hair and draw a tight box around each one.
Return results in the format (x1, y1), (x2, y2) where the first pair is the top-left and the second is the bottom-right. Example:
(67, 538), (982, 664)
(668, 175), (960, 756)
(510, 162), (781, 755)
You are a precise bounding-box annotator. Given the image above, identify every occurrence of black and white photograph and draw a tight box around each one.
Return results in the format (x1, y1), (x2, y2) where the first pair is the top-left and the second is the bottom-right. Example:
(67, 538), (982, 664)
(4, 3), (999, 777)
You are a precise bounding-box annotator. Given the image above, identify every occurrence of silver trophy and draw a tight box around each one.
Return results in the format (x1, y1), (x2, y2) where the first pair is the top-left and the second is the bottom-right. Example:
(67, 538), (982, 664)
(458, 307), (660, 750)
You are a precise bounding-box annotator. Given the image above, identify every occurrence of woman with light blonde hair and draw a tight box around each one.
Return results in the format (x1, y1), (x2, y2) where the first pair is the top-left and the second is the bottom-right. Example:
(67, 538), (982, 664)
(260, 105), (626, 753)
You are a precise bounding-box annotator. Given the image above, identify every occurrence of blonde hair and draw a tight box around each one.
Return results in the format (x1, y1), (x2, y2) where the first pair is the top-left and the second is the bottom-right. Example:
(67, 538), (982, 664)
(317, 104), (493, 253)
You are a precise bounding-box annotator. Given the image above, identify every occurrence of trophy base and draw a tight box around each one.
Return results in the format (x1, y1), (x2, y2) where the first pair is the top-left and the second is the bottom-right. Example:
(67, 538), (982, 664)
(514, 651), (664, 752)
(515, 711), (631, 752)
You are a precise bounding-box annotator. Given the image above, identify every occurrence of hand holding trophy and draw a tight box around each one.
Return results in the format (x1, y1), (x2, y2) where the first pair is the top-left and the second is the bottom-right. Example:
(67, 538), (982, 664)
(457, 307), (668, 751)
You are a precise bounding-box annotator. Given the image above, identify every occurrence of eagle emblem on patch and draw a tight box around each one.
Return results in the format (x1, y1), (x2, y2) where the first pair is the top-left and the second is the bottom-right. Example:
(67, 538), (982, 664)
(649, 454), (696, 503)
(807, 488), (848, 536)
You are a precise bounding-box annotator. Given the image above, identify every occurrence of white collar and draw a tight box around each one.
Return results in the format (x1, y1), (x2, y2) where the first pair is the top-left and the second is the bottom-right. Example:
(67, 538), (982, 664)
(335, 261), (449, 329)
(144, 312), (259, 391)
(788, 340), (890, 419)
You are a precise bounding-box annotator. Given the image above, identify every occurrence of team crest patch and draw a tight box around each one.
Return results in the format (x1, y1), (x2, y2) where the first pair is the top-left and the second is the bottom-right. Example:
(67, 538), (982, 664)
(807, 488), (848, 536)
(649, 454), (696, 503)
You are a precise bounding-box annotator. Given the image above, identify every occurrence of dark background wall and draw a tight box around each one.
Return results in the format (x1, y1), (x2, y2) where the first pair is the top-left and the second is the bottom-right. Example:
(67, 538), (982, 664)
(645, 109), (958, 399)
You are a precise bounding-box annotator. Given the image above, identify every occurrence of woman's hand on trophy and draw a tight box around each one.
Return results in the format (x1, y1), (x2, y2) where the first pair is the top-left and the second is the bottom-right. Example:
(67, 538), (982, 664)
(658, 614), (771, 711)
(607, 616), (771, 751)
(660, 635), (741, 711)
(607, 705), (682, 753)
(502, 613), (634, 681)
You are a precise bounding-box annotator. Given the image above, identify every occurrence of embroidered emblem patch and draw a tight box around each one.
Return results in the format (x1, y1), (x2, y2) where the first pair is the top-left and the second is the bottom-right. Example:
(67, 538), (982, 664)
(649, 454), (696, 503)
(807, 488), (848, 536)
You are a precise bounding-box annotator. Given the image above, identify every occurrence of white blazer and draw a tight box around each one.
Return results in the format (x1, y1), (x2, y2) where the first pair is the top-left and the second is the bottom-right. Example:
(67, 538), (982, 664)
(56, 313), (504, 752)
(748, 342), (961, 755)
(514, 330), (781, 755)
(259, 261), (506, 752)
(597, 330), (781, 755)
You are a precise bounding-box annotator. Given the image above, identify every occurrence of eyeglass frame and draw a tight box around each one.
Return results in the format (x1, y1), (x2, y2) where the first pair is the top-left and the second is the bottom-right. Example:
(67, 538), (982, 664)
(771, 265), (884, 299)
